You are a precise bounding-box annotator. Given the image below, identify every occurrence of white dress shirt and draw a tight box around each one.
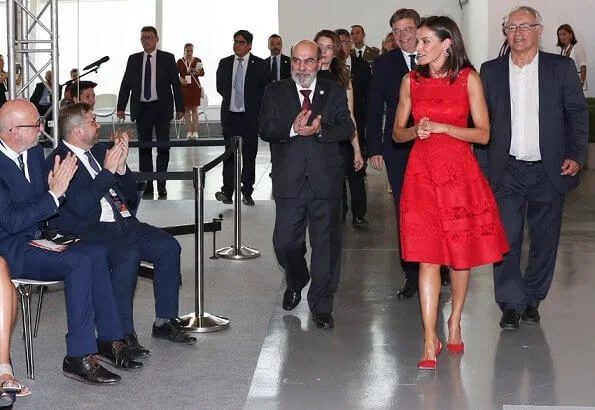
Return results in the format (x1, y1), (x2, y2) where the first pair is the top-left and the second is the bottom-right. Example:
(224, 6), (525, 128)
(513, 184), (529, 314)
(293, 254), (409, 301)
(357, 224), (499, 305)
(63, 141), (116, 222)
(0, 139), (29, 181)
(230, 52), (250, 112)
(509, 53), (540, 161)
(401, 49), (417, 71)
(289, 78), (318, 137)
(345, 55), (352, 72)
(353, 46), (365, 58)
(140, 49), (158, 102)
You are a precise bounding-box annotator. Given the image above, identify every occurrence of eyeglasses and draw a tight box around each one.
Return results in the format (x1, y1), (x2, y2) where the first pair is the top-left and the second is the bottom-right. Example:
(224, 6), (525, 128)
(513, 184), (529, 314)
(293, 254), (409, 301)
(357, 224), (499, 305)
(392, 27), (416, 36)
(504, 23), (541, 33)
(81, 115), (97, 126)
(317, 44), (335, 52)
(340, 40), (351, 46)
(10, 117), (41, 132)
(233, 40), (248, 45)
(291, 57), (318, 66)
(141, 35), (156, 41)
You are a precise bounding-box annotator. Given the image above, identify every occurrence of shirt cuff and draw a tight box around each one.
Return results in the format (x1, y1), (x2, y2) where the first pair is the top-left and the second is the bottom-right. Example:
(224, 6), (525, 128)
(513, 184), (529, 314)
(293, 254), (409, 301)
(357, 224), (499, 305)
(289, 126), (298, 137)
(48, 191), (61, 207)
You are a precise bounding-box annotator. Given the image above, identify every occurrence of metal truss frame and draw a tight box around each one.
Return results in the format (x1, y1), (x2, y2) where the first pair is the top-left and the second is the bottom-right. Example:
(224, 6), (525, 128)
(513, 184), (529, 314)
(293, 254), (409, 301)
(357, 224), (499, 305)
(6, 0), (59, 147)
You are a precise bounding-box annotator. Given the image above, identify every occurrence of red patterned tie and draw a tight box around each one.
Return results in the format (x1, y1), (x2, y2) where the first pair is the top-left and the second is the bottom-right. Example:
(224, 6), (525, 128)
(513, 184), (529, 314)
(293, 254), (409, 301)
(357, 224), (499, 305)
(300, 89), (312, 111)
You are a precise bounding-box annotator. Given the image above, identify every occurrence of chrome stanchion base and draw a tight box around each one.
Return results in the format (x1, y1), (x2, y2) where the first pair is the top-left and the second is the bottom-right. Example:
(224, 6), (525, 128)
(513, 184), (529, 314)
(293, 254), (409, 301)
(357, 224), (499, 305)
(179, 312), (230, 333)
(216, 245), (260, 259)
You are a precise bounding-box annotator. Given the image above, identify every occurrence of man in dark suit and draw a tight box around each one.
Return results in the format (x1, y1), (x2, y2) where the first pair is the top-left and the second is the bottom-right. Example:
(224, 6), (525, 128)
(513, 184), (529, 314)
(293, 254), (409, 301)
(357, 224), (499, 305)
(30, 71), (61, 129)
(0, 99), (141, 385)
(266, 34), (291, 82)
(478, 6), (588, 330)
(260, 40), (354, 329)
(48, 103), (197, 349)
(215, 30), (269, 206)
(117, 26), (184, 198)
(350, 25), (380, 67)
(366, 8), (422, 299)
(336, 28), (371, 226)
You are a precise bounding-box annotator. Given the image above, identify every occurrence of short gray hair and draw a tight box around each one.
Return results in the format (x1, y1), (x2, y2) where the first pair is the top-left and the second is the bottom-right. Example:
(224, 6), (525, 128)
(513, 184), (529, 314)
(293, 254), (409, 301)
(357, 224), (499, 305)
(504, 5), (542, 26)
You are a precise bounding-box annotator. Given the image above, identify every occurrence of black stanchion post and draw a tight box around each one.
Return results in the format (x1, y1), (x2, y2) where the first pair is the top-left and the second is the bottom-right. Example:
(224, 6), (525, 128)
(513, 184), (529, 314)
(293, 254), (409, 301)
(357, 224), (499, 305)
(180, 166), (230, 333)
(216, 136), (260, 260)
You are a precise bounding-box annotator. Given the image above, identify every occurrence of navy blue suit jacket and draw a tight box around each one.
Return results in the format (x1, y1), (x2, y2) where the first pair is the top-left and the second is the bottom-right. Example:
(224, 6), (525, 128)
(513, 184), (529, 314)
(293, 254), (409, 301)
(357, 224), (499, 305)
(117, 49), (184, 122)
(365, 48), (412, 160)
(46, 142), (138, 234)
(477, 51), (588, 194)
(0, 144), (58, 273)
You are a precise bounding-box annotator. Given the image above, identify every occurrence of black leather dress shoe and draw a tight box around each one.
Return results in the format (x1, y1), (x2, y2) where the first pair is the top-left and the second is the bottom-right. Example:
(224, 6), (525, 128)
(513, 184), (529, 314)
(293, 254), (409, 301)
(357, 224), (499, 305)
(521, 306), (540, 323)
(96, 340), (143, 371)
(215, 191), (233, 204)
(499, 308), (520, 330)
(440, 266), (450, 286)
(282, 289), (301, 311)
(242, 195), (255, 206)
(63, 354), (121, 385)
(152, 319), (197, 345)
(142, 185), (154, 198)
(352, 217), (369, 226)
(124, 332), (151, 359)
(158, 188), (167, 197)
(312, 312), (334, 329)
(396, 280), (418, 299)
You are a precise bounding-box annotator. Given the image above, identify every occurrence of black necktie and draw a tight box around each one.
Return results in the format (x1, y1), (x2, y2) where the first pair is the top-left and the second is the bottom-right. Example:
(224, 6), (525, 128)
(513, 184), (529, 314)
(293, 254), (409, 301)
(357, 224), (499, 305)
(17, 154), (26, 176)
(144, 54), (152, 100)
(409, 54), (417, 70)
(300, 90), (311, 111)
(271, 56), (278, 81)
(358, 50), (362, 58)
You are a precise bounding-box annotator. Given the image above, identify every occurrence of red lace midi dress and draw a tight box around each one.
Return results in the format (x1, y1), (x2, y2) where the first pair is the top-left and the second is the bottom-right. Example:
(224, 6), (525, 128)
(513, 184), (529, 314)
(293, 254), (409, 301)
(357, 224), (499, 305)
(399, 68), (509, 269)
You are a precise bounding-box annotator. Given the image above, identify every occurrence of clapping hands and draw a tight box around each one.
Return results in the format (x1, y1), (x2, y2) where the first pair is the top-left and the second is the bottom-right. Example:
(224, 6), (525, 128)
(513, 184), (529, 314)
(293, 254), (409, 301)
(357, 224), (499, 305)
(293, 110), (321, 136)
(105, 129), (130, 174)
(48, 152), (78, 198)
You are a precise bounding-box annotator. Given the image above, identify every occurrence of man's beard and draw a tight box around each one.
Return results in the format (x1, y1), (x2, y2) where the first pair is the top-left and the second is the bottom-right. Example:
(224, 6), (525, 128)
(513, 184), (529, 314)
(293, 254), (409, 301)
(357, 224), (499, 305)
(291, 70), (316, 88)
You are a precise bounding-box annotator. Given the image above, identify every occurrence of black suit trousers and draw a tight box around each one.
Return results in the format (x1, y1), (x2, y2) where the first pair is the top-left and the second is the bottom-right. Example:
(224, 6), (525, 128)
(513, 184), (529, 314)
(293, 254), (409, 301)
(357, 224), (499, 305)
(493, 157), (565, 313)
(136, 102), (171, 186)
(341, 143), (367, 219)
(384, 143), (418, 283)
(222, 112), (258, 197)
(273, 181), (343, 313)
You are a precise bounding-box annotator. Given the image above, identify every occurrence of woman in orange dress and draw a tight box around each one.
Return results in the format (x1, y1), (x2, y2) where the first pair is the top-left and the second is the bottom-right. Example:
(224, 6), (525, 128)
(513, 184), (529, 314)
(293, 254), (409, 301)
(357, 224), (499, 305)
(393, 16), (508, 370)
(176, 43), (204, 139)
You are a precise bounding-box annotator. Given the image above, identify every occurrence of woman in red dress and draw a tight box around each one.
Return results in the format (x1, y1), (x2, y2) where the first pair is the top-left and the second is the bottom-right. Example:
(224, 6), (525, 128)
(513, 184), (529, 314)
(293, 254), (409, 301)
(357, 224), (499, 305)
(393, 16), (509, 370)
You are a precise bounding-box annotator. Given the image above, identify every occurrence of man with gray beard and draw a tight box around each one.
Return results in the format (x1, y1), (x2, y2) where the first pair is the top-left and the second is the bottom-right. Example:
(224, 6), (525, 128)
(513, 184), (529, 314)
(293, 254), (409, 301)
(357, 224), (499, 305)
(259, 40), (354, 329)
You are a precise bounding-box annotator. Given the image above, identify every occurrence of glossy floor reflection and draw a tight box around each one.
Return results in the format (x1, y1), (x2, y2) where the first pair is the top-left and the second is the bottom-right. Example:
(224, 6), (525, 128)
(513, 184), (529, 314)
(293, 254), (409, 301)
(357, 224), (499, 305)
(242, 144), (595, 409)
(29, 138), (595, 409)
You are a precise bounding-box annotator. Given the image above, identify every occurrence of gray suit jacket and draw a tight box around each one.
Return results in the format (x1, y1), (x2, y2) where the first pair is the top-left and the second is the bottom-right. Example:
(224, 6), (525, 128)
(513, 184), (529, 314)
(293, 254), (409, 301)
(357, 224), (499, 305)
(477, 51), (588, 194)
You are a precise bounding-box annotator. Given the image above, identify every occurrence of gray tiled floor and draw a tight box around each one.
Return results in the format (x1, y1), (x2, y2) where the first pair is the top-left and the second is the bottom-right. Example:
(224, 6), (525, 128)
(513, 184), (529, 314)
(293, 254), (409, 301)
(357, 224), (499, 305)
(12, 138), (595, 409)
